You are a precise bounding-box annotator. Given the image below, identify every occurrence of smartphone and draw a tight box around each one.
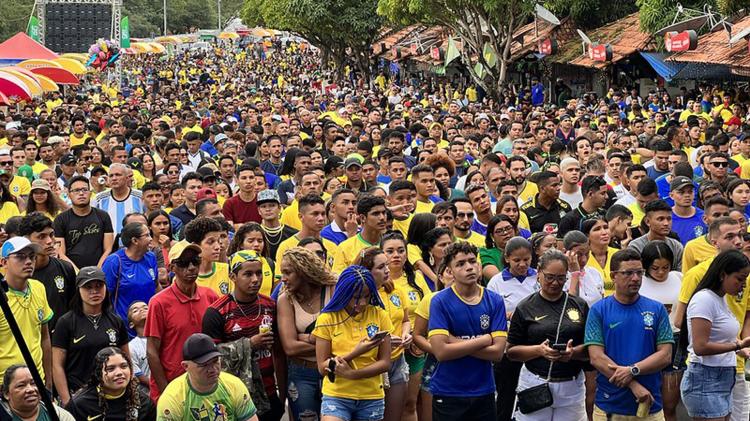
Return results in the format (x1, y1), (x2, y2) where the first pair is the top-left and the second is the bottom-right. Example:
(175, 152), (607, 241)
(551, 343), (568, 352)
(370, 331), (390, 342)
(327, 359), (336, 383)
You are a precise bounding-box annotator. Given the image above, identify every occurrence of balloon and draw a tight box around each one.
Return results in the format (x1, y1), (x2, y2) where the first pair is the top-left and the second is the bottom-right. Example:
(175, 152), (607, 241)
(99, 39), (108, 53)
(86, 54), (97, 66)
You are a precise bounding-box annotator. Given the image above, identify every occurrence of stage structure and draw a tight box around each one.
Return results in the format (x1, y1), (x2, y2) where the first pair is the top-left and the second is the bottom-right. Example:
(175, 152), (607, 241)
(35, 0), (121, 53)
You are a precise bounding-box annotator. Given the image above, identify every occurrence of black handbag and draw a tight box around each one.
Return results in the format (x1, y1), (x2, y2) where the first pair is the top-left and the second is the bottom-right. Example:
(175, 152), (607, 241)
(516, 293), (570, 415)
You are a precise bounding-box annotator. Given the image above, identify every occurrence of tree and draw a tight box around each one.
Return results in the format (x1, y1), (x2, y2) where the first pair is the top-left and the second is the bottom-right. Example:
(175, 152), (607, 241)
(242, 0), (384, 81)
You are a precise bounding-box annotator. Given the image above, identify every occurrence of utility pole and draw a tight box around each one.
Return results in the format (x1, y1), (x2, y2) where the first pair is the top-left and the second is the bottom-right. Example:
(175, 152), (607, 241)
(217, 0), (221, 30)
(163, 0), (167, 35)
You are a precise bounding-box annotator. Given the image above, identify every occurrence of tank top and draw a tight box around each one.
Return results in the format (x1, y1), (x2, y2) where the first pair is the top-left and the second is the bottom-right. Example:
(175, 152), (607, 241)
(291, 286), (333, 362)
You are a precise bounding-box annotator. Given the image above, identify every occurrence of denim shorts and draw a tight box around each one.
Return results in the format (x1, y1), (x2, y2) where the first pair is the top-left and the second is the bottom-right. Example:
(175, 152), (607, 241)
(388, 354), (409, 386)
(681, 362), (735, 418)
(320, 396), (384, 421)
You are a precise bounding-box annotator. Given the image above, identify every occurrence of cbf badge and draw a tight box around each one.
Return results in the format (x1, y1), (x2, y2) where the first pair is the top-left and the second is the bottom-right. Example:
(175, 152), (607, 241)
(390, 294), (401, 307)
(480, 314), (490, 330)
(642, 312), (654, 329)
(366, 324), (379, 338)
(37, 309), (44, 322)
(106, 328), (118, 344)
(567, 308), (581, 323)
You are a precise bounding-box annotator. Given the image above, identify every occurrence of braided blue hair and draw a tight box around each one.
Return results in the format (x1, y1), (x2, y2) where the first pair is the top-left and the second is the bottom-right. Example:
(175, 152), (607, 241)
(321, 265), (384, 313)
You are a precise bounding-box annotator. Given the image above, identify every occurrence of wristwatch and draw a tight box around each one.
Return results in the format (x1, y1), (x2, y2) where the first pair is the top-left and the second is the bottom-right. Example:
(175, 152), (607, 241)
(629, 365), (640, 377)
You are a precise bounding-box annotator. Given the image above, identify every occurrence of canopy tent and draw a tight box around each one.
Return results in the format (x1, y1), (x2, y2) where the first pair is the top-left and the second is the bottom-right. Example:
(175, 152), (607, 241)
(218, 32), (239, 39)
(0, 66), (57, 92)
(29, 66), (79, 85)
(0, 32), (58, 66)
(53, 58), (87, 75)
(0, 69), (43, 96)
(17, 59), (62, 70)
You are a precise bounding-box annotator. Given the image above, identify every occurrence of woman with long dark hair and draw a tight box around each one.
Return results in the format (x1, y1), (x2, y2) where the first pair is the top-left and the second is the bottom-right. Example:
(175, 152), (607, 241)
(65, 347), (155, 421)
(380, 231), (430, 421)
(0, 179), (20, 223)
(52, 267), (129, 406)
(25, 179), (61, 218)
(480, 215), (517, 281)
(418, 228), (452, 291)
(228, 222), (276, 296)
(406, 213), (437, 286)
(680, 250), (750, 420)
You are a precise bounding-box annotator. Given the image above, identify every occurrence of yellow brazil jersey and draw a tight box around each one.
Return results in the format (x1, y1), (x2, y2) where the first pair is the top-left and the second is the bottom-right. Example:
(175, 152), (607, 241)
(407, 243), (422, 266)
(132, 170), (146, 190)
(678, 257), (750, 373)
(379, 287), (407, 359)
(455, 230), (485, 249)
(740, 160), (750, 180)
(259, 257), (275, 297)
(415, 200), (435, 214)
(313, 305), (393, 400)
(587, 247), (618, 296)
(393, 272), (430, 327)
(69, 133), (88, 147)
(332, 234), (377, 274)
(279, 200), (301, 231)
(0, 279), (53, 381)
(392, 215), (412, 238)
(0, 201), (20, 224)
(682, 235), (716, 273)
(30, 162), (48, 177)
(275, 235), (337, 269)
(415, 291), (436, 321)
(197, 262), (233, 296)
(9, 176), (30, 198)
(518, 182), (538, 206)
(156, 372), (256, 421)
(627, 202), (645, 227)
(733, 154), (750, 168)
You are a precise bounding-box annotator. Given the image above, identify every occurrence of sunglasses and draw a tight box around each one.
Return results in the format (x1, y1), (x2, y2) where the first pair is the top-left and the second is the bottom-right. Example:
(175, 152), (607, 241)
(174, 256), (201, 268)
(710, 161), (729, 168)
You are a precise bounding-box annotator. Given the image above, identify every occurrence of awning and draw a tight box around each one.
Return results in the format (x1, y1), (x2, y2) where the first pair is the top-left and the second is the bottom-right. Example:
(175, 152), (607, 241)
(640, 52), (685, 81)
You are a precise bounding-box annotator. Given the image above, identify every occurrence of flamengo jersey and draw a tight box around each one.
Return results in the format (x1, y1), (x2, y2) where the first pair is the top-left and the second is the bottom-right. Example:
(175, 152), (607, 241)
(94, 189), (144, 234)
(428, 286), (507, 397)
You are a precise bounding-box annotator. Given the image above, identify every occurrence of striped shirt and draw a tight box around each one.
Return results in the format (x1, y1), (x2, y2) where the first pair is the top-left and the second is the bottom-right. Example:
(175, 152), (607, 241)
(94, 189), (143, 233)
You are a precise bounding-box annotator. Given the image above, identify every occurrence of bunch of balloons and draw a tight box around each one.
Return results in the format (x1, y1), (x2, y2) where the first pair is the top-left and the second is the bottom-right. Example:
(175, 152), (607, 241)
(86, 39), (121, 71)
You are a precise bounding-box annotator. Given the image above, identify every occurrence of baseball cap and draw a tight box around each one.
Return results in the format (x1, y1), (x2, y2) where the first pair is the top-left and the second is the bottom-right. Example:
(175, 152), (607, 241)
(76, 266), (106, 287)
(168, 240), (202, 263)
(670, 176), (694, 192)
(394, 104), (404, 112)
(196, 187), (217, 202)
(47, 136), (63, 145)
(17, 165), (33, 181)
(1, 237), (41, 258)
(560, 114), (572, 121)
(214, 133), (228, 144)
(182, 333), (221, 364)
(324, 156), (344, 174)
(257, 189), (280, 205)
(30, 179), (51, 192)
(60, 154), (76, 165)
(127, 157), (142, 171)
(196, 166), (218, 181)
(229, 250), (261, 273)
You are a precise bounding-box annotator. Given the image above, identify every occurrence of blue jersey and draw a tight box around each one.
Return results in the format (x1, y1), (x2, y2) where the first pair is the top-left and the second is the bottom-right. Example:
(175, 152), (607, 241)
(321, 224), (348, 245)
(584, 295), (674, 416)
(672, 208), (706, 245)
(428, 286), (507, 397)
(102, 249), (159, 329)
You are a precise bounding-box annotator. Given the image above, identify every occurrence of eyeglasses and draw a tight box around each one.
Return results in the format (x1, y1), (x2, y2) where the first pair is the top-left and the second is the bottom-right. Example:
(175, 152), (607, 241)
(612, 269), (644, 278)
(167, 171), (180, 175)
(493, 225), (514, 235)
(174, 257), (201, 268)
(11, 252), (36, 261)
(69, 187), (90, 194)
(711, 161), (729, 168)
(314, 250), (326, 259)
(542, 273), (567, 283)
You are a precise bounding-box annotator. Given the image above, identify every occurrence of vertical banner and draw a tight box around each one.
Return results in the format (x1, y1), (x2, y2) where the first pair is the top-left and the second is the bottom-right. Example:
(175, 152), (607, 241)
(121, 16), (131, 48)
(27, 16), (40, 41)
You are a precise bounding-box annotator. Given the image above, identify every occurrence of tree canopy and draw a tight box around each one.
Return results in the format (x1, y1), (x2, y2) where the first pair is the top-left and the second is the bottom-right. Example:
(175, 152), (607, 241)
(241, 0), (384, 79)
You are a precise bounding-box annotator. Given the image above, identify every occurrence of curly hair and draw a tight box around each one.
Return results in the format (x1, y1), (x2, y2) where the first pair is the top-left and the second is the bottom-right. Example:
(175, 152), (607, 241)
(83, 347), (140, 421)
(425, 152), (456, 177)
(281, 247), (336, 302)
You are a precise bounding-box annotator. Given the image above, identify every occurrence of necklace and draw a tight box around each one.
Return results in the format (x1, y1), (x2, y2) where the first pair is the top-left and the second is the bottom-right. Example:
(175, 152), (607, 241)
(263, 225), (284, 247)
(87, 313), (102, 330)
(234, 295), (262, 321)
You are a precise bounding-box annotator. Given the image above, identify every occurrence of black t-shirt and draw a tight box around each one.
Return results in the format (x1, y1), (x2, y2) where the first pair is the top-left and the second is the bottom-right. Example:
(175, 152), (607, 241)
(66, 384), (155, 421)
(33, 257), (76, 331)
(53, 208), (114, 268)
(262, 225), (297, 261)
(508, 292), (589, 378)
(52, 311), (128, 392)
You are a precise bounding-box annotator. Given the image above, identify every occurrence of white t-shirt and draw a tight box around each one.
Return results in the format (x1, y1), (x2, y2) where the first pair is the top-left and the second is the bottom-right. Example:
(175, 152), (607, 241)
(564, 266), (604, 307)
(559, 189), (583, 209)
(640, 272), (682, 325)
(487, 270), (539, 315)
(129, 335), (150, 378)
(687, 289), (740, 367)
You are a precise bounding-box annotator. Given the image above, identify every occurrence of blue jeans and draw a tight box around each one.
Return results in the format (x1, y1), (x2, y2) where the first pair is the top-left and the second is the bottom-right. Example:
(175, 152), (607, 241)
(681, 362), (735, 419)
(287, 361), (323, 421)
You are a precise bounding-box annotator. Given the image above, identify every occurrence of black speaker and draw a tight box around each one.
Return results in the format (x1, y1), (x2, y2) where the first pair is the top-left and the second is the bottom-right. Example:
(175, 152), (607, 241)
(45, 3), (112, 53)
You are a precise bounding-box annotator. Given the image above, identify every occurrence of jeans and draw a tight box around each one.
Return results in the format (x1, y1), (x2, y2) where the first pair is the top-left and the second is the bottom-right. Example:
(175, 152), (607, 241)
(681, 362), (735, 419)
(287, 361), (323, 421)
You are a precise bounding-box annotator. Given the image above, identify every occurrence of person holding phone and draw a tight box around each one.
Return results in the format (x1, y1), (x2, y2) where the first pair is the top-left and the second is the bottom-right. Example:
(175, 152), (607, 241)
(506, 250), (589, 420)
(313, 265), (393, 421)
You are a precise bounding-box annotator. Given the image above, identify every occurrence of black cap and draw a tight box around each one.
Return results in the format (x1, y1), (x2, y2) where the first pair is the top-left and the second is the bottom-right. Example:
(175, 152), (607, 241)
(196, 166), (217, 181)
(76, 266), (106, 287)
(60, 154), (76, 165)
(127, 157), (142, 170)
(183, 333), (221, 363)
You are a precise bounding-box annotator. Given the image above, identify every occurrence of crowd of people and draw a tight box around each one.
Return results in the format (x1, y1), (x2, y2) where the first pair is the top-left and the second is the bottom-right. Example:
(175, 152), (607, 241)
(2, 37), (750, 421)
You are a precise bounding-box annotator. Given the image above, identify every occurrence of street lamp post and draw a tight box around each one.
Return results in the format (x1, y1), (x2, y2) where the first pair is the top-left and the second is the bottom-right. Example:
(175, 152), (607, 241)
(217, 0), (221, 30)
(163, 0), (167, 35)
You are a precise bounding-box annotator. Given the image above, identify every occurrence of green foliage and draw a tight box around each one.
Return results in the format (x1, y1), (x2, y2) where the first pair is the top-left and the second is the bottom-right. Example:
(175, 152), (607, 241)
(549, 0), (637, 29)
(637, 0), (750, 34)
(0, 0), (34, 44)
